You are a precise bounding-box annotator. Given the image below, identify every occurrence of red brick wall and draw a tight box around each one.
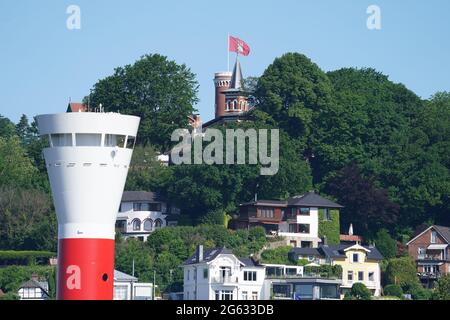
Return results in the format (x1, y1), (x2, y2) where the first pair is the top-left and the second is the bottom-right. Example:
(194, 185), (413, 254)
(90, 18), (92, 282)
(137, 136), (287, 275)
(407, 227), (450, 274)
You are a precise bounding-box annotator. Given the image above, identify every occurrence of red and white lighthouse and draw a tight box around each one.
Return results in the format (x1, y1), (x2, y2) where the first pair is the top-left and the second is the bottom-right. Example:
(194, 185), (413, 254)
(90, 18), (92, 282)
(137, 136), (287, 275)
(36, 111), (140, 300)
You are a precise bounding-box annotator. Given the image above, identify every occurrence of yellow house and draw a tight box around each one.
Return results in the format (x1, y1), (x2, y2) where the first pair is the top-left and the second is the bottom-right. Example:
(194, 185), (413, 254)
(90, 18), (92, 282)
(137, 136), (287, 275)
(291, 243), (384, 298)
(327, 244), (383, 297)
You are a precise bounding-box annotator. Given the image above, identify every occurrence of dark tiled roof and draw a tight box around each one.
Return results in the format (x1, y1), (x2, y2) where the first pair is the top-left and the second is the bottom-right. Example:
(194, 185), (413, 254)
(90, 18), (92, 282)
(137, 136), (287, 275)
(240, 200), (287, 207)
(434, 225), (450, 243)
(19, 280), (49, 293)
(183, 247), (233, 265)
(320, 244), (383, 261)
(290, 247), (322, 256)
(287, 192), (343, 208)
(122, 191), (163, 202)
(238, 257), (262, 267)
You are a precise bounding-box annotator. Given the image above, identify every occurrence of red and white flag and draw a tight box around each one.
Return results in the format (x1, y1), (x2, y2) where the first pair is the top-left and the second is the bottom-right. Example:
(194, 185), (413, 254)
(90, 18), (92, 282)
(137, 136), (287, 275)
(229, 35), (250, 56)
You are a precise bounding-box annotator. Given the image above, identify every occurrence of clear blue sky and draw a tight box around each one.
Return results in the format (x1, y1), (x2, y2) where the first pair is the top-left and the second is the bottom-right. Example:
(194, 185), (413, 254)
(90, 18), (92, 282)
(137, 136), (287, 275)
(1, 0), (449, 123)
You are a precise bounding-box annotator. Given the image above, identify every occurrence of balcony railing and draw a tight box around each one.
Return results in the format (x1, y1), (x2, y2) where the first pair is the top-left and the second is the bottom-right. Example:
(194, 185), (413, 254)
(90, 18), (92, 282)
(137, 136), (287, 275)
(211, 275), (238, 284)
(418, 272), (442, 279)
(418, 255), (445, 261)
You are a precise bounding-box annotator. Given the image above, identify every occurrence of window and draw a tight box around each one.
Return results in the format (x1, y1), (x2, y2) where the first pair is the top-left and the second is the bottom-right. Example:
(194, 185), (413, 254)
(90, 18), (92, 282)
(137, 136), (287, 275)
(105, 134), (126, 148)
(431, 231), (437, 244)
(242, 291), (248, 300)
(353, 253), (359, 263)
(149, 203), (162, 212)
(258, 207), (274, 219)
(252, 292), (258, 300)
(141, 203), (150, 211)
(132, 219), (141, 231)
(299, 207), (310, 216)
(294, 284), (313, 300)
(114, 286), (128, 300)
(323, 208), (330, 221)
(221, 290), (233, 300)
(154, 219), (162, 229)
(244, 271), (257, 281)
(368, 272), (374, 281)
(289, 224), (297, 233)
(126, 136), (136, 149)
(301, 241), (312, 248)
(133, 203), (141, 211)
(75, 133), (101, 146)
(187, 270), (190, 280)
(203, 268), (208, 279)
(348, 271), (353, 281)
(51, 133), (72, 147)
(358, 271), (364, 281)
(418, 247), (426, 259)
(215, 291), (220, 301)
(143, 219), (153, 231)
(298, 224), (310, 234)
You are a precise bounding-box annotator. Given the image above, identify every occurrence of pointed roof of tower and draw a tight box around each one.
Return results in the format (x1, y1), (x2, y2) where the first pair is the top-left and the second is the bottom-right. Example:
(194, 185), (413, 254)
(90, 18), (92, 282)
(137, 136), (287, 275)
(229, 59), (244, 90)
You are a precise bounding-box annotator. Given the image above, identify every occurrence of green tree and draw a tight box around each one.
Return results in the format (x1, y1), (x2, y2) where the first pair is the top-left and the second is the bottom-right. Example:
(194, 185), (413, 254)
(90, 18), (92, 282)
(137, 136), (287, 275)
(260, 246), (293, 265)
(433, 274), (450, 300)
(0, 187), (56, 251)
(374, 229), (397, 259)
(255, 52), (333, 144)
(125, 145), (173, 192)
(385, 256), (419, 288)
(344, 283), (372, 300)
(0, 115), (16, 138)
(0, 136), (39, 188)
(88, 54), (199, 151)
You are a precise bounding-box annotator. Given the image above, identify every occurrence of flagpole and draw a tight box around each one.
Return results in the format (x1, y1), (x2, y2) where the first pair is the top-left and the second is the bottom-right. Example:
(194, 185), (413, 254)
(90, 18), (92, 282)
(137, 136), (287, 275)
(227, 33), (230, 72)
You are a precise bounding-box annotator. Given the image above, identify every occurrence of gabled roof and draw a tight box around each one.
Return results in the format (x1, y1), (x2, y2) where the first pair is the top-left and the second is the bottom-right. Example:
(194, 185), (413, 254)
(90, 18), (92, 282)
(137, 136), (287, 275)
(316, 244), (383, 261)
(19, 280), (49, 294)
(287, 192), (343, 208)
(67, 102), (87, 113)
(407, 225), (450, 245)
(183, 247), (233, 265)
(114, 269), (138, 282)
(122, 191), (163, 203)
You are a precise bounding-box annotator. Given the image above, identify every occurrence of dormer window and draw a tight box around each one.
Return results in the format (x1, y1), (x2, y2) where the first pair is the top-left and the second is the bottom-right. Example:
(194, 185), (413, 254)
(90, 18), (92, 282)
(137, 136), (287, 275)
(352, 253), (359, 263)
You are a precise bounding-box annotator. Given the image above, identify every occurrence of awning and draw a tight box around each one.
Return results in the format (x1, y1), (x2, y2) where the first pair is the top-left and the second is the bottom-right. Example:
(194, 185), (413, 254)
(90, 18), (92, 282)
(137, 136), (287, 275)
(427, 244), (448, 250)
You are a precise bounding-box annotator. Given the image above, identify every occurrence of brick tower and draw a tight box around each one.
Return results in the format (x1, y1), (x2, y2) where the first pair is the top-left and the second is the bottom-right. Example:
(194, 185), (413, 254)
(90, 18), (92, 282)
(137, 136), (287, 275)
(214, 71), (232, 118)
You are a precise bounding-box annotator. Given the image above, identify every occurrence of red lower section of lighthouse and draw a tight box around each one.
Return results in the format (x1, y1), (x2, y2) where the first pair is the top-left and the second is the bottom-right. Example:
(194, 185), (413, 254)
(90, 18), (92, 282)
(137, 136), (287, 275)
(57, 238), (115, 300)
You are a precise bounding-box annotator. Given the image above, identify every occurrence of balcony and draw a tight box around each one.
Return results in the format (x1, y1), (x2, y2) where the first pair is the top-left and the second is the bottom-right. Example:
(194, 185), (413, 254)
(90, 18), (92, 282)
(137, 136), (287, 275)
(417, 254), (446, 261)
(418, 272), (442, 279)
(211, 275), (238, 285)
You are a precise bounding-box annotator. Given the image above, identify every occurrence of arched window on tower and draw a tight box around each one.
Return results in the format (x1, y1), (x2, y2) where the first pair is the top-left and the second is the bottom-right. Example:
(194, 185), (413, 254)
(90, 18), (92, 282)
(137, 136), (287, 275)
(154, 219), (163, 229)
(143, 219), (153, 231)
(226, 101), (230, 111)
(132, 219), (141, 231)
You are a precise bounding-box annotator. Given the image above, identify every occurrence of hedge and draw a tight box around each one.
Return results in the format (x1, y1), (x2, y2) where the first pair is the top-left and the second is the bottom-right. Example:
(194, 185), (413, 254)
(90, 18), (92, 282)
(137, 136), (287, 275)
(0, 251), (56, 266)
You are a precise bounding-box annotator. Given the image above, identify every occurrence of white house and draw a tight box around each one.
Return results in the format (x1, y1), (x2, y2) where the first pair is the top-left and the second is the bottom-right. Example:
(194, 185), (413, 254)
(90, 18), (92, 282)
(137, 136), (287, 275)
(183, 246), (266, 300)
(116, 191), (180, 241)
(17, 274), (50, 300)
(113, 269), (153, 300)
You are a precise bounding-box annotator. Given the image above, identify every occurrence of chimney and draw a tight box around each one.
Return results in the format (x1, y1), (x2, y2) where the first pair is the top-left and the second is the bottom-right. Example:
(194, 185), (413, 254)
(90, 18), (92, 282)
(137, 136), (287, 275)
(196, 245), (204, 263)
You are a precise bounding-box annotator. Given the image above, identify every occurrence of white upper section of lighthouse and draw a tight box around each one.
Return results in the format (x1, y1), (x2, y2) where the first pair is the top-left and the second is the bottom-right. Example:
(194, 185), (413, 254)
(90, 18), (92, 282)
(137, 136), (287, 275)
(36, 112), (140, 240)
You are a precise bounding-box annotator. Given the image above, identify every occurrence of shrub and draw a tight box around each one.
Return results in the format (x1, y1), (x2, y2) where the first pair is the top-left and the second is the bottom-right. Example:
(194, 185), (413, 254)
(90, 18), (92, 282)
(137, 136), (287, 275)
(384, 284), (403, 298)
(345, 283), (372, 300)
